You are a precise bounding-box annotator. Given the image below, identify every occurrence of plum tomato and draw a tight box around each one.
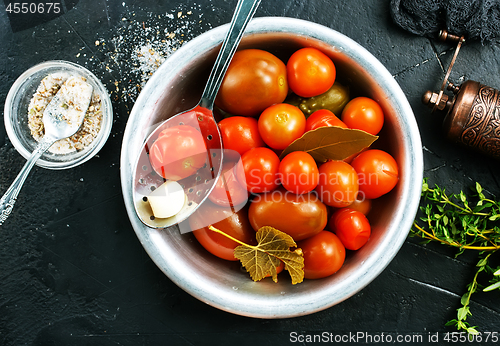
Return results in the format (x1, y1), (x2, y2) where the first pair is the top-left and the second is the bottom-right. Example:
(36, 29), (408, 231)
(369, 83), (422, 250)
(235, 147), (280, 194)
(329, 208), (371, 250)
(258, 103), (306, 150)
(189, 202), (256, 261)
(287, 47), (336, 98)
(351, 149), (399, 199)
(297, 231), (345, 279)
(149, 125), (207, 181)
(218, 116), (265, 158)
(305, 109), (347, 132)
(315, 160), (359, 208)
(208, 159), (249, 207)
(278, 151), (319, 194)
(215, 49), (288, 117)
(248, 186), (328, 241)
(341, 97), (384, 135)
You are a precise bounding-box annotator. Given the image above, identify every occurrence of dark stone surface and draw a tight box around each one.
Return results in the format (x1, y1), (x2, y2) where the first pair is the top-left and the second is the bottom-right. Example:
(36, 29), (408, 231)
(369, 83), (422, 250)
(1, 0), (500, 345)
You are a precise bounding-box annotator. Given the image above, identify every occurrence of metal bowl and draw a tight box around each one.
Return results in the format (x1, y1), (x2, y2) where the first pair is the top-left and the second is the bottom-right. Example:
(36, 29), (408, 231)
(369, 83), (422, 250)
(4, 60), (113, 170)
(120, 17), (423, 318)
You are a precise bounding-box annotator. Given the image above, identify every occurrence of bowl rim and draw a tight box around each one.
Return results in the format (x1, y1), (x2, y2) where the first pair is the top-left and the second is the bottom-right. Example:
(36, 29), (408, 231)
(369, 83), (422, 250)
(4, 60), (113, 170)
(120, 17), (423, 318)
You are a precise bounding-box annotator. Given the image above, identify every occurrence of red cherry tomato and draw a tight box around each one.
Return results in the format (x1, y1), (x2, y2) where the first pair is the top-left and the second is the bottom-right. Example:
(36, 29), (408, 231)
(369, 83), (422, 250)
(315, 160), (359, 208)
(149, 125), (207, 181)
(235, 147), (280, 193)
(215, 49), (288, 117)
(329, 208), (371, 250)
(297, 231), (345, 279)
(278, 151), (319, 194)
(218, 116), (265, 159)
(189, 202), (256, 261)
(341, 97), (384, 135)
(208, 159), (249, 207)
(287, 47), (336, 98)
(258, 103), (306, 150)
(351, 149), (399, 199)
(305, 109), (347, 132)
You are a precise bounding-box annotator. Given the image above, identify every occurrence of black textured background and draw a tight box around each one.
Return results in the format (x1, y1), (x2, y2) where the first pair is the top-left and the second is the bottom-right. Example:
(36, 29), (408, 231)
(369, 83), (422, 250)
(1, 0), (500, 345)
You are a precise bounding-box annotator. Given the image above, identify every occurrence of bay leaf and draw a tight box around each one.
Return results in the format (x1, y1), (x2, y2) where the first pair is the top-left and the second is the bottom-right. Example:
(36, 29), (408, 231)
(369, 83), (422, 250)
(279, 126), (378, 162)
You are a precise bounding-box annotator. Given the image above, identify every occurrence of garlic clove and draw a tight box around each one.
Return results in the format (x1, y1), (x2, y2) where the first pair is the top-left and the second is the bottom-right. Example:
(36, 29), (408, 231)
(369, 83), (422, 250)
(147, 180), (186, 219)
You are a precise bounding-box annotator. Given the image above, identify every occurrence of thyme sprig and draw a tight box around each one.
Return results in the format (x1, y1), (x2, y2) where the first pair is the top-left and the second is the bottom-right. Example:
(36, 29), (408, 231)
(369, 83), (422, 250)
(411, 179), (500, 334)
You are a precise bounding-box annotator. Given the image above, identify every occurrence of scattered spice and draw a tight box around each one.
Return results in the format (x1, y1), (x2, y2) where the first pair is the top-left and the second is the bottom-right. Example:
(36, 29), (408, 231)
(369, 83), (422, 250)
(84, 4), (211, 105)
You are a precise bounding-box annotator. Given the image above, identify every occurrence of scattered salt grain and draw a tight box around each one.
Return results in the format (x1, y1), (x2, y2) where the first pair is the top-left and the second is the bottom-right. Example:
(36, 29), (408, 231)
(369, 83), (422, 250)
(85, 4), (210, 105)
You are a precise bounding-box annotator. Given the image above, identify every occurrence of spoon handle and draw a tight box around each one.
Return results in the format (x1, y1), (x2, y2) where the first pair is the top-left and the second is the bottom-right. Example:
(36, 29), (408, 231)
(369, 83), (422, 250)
(0, 137), (54, 226)
(199, 0), (261, 110)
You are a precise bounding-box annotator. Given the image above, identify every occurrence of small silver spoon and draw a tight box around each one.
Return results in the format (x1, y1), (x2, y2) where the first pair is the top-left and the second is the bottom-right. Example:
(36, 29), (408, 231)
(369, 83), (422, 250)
(0, 76), (93, 226)
(132, 0), (260, 230)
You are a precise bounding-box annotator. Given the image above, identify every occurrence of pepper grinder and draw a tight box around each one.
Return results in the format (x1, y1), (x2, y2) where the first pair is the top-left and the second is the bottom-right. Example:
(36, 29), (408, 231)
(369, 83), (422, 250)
(422, 30), (500, 159)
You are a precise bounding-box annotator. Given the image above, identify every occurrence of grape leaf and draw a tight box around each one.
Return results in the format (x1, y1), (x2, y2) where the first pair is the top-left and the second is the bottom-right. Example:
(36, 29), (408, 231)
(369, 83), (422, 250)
(233, 226), (305, 284)
(279, 126), (378, 162)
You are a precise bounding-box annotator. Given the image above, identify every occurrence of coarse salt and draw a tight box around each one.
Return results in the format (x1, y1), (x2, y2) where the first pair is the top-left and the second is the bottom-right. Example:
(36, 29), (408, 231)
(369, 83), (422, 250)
(86, 4), (209, 105)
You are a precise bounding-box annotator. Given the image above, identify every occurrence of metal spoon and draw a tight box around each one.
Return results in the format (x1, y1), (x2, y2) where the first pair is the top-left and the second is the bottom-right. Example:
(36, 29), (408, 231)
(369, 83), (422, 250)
(0, 76), (93, 226)
(132, 0), (261, 230)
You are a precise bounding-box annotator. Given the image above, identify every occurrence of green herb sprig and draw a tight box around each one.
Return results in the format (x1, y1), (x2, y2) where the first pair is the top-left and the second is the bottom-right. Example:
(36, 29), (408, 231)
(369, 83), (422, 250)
(411, 179), (500, 334)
